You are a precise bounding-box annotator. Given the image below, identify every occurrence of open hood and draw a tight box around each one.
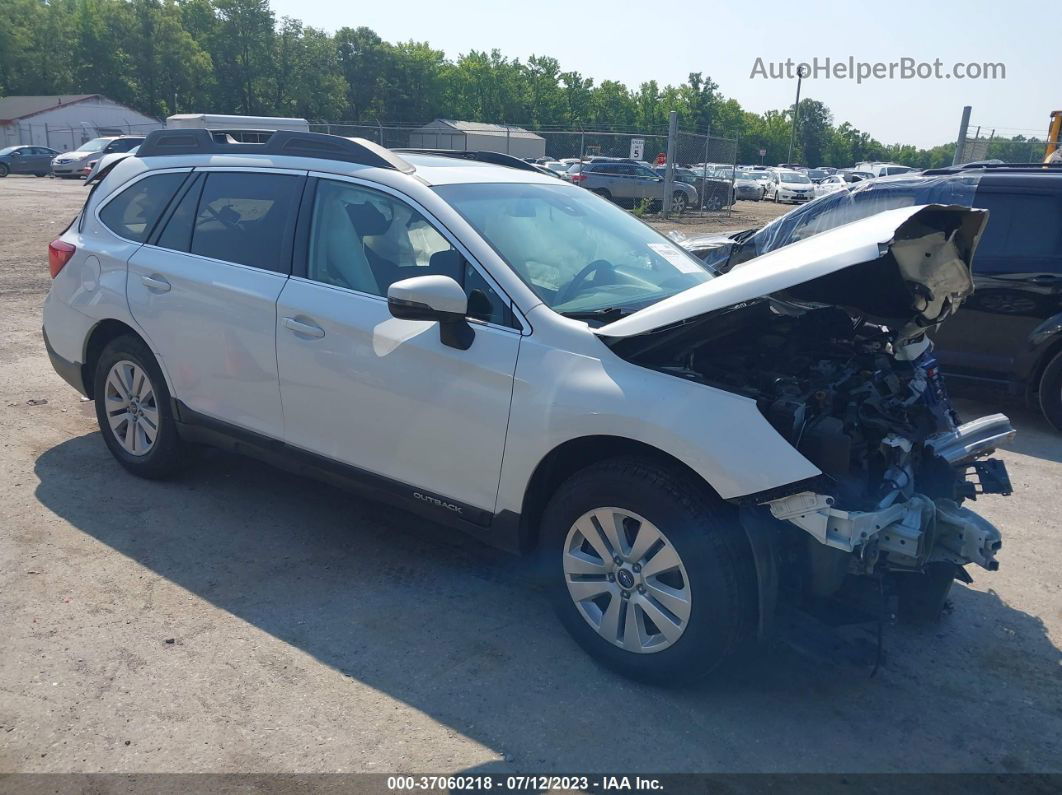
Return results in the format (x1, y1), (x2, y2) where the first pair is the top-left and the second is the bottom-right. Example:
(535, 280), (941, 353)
(597, 204), (987, 340)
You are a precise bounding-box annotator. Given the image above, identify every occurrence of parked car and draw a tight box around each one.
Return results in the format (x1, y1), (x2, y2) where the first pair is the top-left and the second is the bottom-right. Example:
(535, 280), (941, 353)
(681, 163), (1062, 430)
(652, 166), (733, 210)
(854, 161), (918, 177)
(813, 173), (850, 197)
(763, 169), (815, 203)
(734, 171), (768, 201)
(568, 160), (698, 212)
(51, 136), (144, 178)
(0, 145), (59, 177)
(804, 168), (832, 182)
(82, 147), (140, 184)
(541, 160), (573, 176)
(43, 129), (1012, 684)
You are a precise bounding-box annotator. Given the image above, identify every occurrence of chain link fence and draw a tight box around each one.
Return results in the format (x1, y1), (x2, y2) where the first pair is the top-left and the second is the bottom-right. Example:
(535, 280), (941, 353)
(2, 120), (164, 151)
(309, 120), (740, 217)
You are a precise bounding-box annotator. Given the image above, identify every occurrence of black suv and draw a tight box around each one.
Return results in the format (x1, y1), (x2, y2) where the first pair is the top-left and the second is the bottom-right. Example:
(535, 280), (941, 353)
(683, 164), (1062, 429)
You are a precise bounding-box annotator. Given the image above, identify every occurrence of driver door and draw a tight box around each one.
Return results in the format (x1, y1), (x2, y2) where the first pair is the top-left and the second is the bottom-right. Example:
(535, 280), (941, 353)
(275, 175), (523, 516)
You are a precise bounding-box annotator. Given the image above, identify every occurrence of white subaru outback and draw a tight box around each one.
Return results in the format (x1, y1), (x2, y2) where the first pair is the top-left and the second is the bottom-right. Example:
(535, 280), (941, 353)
(43, 129), (1014, 683)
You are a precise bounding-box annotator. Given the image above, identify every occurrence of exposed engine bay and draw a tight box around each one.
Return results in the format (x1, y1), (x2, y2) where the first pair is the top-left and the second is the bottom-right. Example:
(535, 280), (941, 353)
(598, 204), (1013, 630)
(614, 299), (1012, 590)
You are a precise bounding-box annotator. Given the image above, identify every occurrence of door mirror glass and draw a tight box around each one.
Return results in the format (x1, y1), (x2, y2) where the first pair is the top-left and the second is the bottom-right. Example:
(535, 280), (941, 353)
(387, 274), (474, 349)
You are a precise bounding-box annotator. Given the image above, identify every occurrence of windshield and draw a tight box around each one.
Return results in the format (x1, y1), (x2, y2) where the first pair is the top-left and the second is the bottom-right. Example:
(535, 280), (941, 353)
(780, 173), (811, 184)
(76, 138), (110, 153)
(435, 182), (713, 314)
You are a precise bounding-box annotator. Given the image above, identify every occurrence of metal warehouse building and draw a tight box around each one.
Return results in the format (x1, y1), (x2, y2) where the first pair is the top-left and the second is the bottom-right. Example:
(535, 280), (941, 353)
(408, 119), (546, 158)
(0, 95), (161, 151)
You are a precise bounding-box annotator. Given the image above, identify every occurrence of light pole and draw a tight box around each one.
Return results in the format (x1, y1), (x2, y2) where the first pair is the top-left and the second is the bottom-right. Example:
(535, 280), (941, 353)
(786, 64), (809, 165)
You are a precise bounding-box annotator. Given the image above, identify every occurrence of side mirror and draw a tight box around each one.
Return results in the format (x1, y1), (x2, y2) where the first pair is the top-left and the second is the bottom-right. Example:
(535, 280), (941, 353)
(387, 275), (474, 350)
(10, 150), (21, 157)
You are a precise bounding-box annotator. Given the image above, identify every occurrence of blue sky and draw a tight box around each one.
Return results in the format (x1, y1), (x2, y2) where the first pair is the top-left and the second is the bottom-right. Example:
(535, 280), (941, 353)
(269, 0), (1053, 148)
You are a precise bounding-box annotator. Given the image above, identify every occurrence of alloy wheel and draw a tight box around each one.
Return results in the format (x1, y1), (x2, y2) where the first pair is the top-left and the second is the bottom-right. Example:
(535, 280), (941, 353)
(104, 360), (159, 456)
(563, 507), (692, 653)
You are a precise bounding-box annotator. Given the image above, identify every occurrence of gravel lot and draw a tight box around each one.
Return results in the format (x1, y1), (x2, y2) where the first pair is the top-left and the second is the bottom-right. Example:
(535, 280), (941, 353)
(0, 177), (1059, 775)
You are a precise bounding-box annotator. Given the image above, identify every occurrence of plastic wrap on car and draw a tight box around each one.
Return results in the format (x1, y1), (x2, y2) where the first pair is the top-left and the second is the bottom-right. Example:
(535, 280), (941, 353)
(730, 173), (983, 267)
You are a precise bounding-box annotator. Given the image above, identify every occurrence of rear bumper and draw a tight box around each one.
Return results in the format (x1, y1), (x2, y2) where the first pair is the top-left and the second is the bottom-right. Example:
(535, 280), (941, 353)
(43, 327), (87, 396)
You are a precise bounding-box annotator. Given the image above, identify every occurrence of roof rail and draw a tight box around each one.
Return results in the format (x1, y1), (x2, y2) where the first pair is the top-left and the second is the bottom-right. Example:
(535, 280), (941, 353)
(393, 148), (543, 173)
(922, 162), (1062, 176)
(137, 128), (414, 173)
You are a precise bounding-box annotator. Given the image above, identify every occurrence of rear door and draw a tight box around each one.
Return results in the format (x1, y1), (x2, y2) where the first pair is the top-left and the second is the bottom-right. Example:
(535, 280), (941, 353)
(932, 180), (1062, 381)
(126, 168), (305, 436)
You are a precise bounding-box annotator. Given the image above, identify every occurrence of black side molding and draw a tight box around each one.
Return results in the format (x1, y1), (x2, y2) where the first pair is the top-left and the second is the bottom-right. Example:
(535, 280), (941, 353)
(171, 400), (525, 553)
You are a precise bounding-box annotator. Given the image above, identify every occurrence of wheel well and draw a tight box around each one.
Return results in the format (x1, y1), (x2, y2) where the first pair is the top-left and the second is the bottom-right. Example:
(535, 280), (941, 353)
(518, 436), (716, 551)
(1030, 335), (1062, 398)
(81, 319), (144, 399)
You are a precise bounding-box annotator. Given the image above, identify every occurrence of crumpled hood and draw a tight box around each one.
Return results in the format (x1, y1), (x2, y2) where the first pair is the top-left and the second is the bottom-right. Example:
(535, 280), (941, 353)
(598, 204), (987, 340)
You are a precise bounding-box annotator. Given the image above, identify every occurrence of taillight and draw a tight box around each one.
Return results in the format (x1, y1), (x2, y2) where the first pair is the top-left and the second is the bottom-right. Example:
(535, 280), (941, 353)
(570, 172), (586, 183)
(48, 239), (76, 278)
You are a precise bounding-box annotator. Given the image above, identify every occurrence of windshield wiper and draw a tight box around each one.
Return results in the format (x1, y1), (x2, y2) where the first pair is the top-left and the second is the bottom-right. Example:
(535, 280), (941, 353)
(559, 306), (631, 321)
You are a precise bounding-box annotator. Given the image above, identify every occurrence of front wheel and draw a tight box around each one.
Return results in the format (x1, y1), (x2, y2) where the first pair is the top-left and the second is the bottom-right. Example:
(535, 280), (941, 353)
(671, 192), (688, 213)
(93, 335), (192, 479)
(1038, 349), (1062, 431)
(540, 457), (755, 684)
(0, 164), (8, 178)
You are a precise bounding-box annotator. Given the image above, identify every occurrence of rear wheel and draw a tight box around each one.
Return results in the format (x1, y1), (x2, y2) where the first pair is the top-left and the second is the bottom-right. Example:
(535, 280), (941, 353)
(34, 171), (47, 177)
(0, 164), (8, 178)
(705, 194), (722, 211)
(540, 457), (755, 684)
(1038, 349), (1062, 431)
(93, 335), (191, 479)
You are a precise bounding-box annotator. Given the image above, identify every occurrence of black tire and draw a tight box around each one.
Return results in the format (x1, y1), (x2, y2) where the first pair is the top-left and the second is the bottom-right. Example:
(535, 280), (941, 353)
(592, 188), (612, 202)
(0, 164), (8, 178)
(540, 456), (755, 685)
(1037, 349), (1062, 432)
(93, 334), (191, 479)
(894, 563), (958, 623)
(35, 172), (47, 177)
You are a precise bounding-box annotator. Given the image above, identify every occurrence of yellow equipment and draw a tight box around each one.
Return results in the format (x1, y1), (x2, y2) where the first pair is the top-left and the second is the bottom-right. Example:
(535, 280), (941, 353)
(1045, 111), (1062, 162)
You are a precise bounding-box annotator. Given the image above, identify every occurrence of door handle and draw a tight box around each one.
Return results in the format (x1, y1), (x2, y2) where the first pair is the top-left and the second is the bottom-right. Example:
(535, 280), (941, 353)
(283, 317), (325, 339)
(141, 274), (171, 293)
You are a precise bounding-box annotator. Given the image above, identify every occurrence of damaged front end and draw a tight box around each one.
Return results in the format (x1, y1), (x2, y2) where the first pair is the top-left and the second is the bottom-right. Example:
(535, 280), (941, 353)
(600, 204), (1013, 615)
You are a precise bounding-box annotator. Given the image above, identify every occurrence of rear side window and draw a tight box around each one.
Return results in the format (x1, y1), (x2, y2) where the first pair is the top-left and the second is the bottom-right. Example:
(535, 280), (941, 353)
(99, 172), (187, 242)
(190, 172), (301, 272)
(974, 191), (1062, 268)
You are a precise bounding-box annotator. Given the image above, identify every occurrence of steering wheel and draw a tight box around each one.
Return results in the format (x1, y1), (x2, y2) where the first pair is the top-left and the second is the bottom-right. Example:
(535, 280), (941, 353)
(554, 259), (616, 306)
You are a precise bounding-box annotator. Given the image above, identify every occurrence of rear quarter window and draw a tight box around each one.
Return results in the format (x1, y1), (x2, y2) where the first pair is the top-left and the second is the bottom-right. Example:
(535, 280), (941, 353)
(98, 172), (188, 242)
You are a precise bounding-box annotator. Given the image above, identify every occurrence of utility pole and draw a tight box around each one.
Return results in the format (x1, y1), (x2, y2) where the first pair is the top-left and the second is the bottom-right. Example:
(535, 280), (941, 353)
(663, 110), (678, 216)
(786, 64), (808, 165)
(952, 105), (972, 166)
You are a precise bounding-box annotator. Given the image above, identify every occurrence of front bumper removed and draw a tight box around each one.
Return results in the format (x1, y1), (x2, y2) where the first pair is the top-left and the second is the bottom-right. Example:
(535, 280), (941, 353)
(763, 413), (1014, 572)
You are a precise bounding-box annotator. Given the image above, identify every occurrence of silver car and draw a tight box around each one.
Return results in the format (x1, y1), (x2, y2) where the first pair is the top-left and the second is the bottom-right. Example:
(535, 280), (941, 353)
(52, 136), (144, 178)
(568, 160), (698, 212)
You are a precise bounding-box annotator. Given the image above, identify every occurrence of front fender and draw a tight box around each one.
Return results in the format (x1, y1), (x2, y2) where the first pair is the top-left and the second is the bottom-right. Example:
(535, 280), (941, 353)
(495, 324), (821, 516)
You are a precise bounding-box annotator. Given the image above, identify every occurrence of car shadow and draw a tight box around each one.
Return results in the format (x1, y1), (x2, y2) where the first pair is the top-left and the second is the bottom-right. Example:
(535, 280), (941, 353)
(32, 433), (1062, 772)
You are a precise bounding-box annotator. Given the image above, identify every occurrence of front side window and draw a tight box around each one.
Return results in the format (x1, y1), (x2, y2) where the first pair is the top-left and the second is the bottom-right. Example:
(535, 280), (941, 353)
(435, 182), (713, 315)
(307, 179), (511, 324)
(99, 172), (188, 242)
(190, 171), (301, 272)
